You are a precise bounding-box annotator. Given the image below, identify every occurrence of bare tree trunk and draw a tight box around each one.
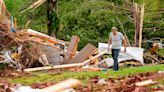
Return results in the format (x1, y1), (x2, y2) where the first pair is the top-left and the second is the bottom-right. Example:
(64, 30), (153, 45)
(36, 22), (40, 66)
(47, 0), (57, 37)
(133, 3), (144, 47)
(139, 5), (144, 48)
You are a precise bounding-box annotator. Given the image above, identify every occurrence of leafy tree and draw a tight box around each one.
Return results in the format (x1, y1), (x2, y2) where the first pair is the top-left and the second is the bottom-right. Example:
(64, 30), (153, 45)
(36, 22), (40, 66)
(4, 0), (164, 49)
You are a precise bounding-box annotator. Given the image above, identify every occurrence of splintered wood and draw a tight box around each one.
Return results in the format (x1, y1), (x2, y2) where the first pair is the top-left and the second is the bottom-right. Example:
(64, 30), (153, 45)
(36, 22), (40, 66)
(0, 0), (11, 31)
(70, 43), (97, 64)
(133, 3), (144, 47)
(63, 35), (80, 64)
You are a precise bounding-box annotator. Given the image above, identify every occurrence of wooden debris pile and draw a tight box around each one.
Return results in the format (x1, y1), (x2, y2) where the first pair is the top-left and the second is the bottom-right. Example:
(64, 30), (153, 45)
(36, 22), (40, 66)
(144, 42), (164, 64)
(0, 0), (67, 69)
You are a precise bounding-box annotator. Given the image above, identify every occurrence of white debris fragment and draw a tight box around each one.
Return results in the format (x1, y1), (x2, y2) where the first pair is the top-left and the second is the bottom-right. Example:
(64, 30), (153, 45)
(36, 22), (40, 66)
(158, 71), (164, 74)
(98, 79), (107, 85)
(10, 85), (40, 92)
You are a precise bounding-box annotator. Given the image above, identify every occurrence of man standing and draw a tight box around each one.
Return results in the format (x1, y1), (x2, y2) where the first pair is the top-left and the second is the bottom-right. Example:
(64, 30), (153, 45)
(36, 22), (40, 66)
(108, 27), (127, 70)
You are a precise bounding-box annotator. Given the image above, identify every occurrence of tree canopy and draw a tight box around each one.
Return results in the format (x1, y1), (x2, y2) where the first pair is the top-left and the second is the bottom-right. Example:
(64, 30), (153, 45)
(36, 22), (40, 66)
(4, 0), (164, 49)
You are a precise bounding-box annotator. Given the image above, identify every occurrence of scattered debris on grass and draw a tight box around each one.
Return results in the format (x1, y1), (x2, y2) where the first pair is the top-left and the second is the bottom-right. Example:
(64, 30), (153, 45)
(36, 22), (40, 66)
(75, 71), (164, 92)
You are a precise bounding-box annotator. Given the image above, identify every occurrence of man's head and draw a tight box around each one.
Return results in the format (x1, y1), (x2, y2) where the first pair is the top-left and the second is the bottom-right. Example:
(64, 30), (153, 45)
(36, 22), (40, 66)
(112, 27), (117, 35)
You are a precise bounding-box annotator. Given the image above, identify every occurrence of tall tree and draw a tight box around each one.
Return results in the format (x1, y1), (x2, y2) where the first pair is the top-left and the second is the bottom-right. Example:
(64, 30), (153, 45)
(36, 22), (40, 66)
(47, 0), (59, 37)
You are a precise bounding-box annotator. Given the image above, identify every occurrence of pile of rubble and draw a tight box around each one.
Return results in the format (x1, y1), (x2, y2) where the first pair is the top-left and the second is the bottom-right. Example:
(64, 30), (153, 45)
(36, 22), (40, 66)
(0, 0), (65, 70)
(0, 28), (67, 69)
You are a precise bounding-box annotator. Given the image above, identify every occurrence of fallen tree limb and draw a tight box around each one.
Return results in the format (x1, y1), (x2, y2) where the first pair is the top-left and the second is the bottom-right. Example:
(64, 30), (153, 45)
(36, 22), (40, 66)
(24, 50), (108, 72)
(20, 0), (46, 13)
(116, 16), (131, 47)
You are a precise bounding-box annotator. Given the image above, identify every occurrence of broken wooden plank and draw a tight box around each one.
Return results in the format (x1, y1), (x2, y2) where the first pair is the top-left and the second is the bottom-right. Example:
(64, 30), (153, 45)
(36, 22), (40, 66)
(70, 43), (98, 64)
(24, 50), (108, 72)
(63, 36), (80, 64)
(28, 37), (63, 50)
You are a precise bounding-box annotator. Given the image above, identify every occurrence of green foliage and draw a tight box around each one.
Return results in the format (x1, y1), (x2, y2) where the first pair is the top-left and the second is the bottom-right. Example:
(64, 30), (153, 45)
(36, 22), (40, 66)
(4, 0), (164, 49)
(4, 0), (47, 33)
(58, 0), (134, 48)
(157, 48), (164, 56)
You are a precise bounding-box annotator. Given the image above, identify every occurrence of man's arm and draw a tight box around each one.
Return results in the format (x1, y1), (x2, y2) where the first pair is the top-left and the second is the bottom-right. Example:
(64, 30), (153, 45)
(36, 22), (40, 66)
(123, 38), (127, 53)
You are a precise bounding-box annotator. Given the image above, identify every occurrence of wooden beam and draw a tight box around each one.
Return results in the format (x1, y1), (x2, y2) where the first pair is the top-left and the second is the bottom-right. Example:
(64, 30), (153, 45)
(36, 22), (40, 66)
(27, 37), (63, 51)
(26, 29), (68, 45)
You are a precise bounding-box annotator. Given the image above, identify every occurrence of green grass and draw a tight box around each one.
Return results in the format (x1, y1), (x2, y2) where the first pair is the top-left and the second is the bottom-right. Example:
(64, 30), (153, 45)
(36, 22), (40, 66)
(10, 64), (164, 85)
(157, 48), (164, 56)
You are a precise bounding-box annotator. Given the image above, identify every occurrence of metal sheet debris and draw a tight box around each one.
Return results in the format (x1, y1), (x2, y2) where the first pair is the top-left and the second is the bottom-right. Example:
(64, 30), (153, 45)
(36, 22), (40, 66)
(98, 43), (144, 67)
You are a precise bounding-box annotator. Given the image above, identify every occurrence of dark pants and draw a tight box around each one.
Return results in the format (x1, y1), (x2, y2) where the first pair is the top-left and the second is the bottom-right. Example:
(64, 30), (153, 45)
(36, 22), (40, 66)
(112, 49), (120, 70)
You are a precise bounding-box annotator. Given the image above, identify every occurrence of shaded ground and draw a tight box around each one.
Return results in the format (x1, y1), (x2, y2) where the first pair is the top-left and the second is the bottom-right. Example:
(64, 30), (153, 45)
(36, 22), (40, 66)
(0, 68), (30, 78)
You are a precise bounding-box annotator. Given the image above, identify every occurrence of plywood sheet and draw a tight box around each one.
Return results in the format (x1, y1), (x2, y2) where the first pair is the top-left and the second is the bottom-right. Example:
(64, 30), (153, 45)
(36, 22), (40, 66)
(63, 36), (79, 64)
(70, 43), (97, 63)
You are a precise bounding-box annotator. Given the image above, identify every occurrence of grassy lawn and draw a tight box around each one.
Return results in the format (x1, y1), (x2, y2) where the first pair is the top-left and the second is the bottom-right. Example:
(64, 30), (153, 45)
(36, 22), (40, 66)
(10, 64), (164, 85)
(157, 48), (164, 56)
